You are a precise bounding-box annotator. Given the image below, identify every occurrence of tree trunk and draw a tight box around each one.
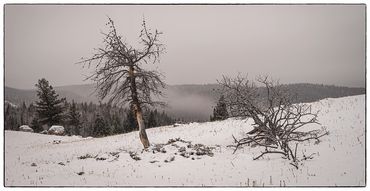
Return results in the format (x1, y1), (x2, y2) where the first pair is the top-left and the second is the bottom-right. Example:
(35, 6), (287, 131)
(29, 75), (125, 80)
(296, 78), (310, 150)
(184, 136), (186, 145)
(129, 65), (150, 148)
(135, 106), (150, 148)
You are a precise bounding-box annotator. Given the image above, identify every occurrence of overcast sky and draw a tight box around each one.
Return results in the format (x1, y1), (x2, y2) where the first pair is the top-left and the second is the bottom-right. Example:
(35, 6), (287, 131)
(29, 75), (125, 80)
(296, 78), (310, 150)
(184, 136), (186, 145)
(5, 4), (365, 89)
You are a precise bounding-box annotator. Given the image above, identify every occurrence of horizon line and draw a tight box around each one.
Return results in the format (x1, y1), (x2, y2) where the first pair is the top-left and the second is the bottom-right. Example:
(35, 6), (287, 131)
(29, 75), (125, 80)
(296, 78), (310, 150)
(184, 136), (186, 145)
(4, 82), (366, 91)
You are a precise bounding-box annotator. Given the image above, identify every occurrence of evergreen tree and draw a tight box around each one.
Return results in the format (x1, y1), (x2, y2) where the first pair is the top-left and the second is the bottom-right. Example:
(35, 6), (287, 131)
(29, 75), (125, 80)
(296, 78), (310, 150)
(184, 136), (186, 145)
(67, 100), (82, 135)
(80, 108), (89, 137)
(4, 104), (19, 130)
(28, 103), (36, 119)
(211, 95), (229, 121)
(35, 78), (66, 127)
(93, 114), (110, 137)
(31, 117), (43, 133)
(112, 113), (124, 134)
(146, 110), (157, 128)
(4, 104), (11, 130)
(159, 110), (174, 126)
(20, 101), (27, 125)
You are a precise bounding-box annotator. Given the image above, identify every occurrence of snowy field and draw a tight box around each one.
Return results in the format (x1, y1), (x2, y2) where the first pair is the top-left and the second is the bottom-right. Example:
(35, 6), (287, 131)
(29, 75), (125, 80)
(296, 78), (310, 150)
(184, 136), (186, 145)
(4, 95), (365, 187)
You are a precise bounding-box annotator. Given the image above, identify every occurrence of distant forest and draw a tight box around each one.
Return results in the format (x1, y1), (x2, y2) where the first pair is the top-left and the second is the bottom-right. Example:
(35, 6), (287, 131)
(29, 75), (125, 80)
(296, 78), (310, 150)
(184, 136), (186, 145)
(4, 83), (365, 126)
(4, 101), (174, 137)
(280, 83), (365, 103)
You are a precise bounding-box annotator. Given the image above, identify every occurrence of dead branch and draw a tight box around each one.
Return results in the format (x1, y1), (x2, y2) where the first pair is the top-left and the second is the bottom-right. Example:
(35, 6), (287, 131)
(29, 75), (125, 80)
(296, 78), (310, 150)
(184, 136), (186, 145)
(78, 17), (166, 148)
(220, 74), (328, 169)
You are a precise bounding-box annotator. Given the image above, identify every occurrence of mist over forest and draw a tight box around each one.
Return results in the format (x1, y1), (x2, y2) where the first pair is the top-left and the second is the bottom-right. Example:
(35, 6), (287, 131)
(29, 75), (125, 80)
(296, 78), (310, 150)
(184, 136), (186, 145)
(5, 83), (365, 122)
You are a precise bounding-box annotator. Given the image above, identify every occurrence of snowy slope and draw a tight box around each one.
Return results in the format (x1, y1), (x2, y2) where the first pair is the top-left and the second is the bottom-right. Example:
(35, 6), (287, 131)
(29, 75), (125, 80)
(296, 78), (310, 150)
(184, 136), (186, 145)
(4, 95), (365, 186)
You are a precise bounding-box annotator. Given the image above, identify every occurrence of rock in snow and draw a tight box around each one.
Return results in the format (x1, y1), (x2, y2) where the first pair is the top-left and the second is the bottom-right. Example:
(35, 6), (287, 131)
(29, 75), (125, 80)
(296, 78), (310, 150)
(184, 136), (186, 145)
(19, 125), (33, 133)
(48, 125), (65, 135)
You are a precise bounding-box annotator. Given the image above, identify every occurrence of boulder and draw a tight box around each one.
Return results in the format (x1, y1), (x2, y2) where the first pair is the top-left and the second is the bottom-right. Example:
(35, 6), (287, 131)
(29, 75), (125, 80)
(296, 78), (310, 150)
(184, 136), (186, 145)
(48, 125), (65, 136)
(19, 125), (33, 133)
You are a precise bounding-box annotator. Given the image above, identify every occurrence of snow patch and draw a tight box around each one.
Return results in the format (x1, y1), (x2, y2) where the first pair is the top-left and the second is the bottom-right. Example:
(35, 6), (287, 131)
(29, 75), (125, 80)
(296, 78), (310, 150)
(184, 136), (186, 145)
(19, 125), (33, 133)
(48, 125), (65, 135)
(5, 100), (18, 108)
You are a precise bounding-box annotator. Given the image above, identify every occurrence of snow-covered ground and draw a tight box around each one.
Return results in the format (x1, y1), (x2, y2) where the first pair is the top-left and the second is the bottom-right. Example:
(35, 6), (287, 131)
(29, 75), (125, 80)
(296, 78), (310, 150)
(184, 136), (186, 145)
(4, 95), (365, 186)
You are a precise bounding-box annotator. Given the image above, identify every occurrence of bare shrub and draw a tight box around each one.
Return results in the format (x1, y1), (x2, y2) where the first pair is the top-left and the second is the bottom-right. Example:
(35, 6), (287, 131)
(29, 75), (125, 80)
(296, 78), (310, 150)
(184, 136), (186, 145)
(220, 75), (328, 168)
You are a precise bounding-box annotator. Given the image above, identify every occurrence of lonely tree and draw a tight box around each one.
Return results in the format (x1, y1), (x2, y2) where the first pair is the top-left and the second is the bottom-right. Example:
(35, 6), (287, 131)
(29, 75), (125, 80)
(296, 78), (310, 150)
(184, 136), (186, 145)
(35, 78), (66, 128)
(79, 18), (165, 148)
(219, 75), (328, 168)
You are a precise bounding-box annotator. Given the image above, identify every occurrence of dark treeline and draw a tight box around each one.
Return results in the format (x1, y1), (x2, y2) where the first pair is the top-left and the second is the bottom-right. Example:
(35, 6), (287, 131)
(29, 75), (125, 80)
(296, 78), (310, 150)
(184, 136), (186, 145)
(282, 83), (365, 103)
(4, 101), (174, 137)
(4, 83), (365, 129)
(5, 83), (365, 122)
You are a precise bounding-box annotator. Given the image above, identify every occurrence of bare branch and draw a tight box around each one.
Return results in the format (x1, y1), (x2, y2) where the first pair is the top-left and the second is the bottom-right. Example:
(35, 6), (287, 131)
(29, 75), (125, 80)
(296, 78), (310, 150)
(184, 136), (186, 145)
(78, 17), (166, 148)
(220, 74), (328, 169)
(77, 17), (166, 108)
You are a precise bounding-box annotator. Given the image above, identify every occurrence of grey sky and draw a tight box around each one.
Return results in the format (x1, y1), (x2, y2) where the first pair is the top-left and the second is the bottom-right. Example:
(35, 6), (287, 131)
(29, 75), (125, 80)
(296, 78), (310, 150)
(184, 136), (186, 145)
(5, 4), (365, 89)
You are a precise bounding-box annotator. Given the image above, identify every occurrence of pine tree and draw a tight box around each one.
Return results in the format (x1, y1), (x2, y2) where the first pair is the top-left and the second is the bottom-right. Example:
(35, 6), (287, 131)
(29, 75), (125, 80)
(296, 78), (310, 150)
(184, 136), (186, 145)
(112, 113), (124, 134)
(31, 117), (43, 133)
(146, 110), (157, 128)
(4, 104), (19, 130)
(35, 78), (66, 127)
(20, 101), (27, 125)
(67, 100), (82, 135)
(211, 95), (229, 121)
(93, 114), (110, 137)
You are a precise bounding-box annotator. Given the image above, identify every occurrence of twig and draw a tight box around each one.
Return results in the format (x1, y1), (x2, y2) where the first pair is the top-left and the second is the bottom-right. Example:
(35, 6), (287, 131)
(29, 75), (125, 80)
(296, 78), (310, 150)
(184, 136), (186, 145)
(253, 151), (287, 160)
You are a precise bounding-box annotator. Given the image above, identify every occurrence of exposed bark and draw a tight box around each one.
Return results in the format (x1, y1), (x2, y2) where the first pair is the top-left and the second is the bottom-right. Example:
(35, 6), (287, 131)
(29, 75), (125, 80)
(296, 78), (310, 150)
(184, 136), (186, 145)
(129, 65), (150, 148)
(137, 111), (150, 148)
(78, 17), (165, 148)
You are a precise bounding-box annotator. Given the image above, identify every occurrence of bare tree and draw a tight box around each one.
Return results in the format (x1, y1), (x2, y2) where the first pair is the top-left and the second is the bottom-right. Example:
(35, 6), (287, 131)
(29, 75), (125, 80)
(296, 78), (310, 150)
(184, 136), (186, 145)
(219, 74), (328, 168)
(78, 17), (165, 148)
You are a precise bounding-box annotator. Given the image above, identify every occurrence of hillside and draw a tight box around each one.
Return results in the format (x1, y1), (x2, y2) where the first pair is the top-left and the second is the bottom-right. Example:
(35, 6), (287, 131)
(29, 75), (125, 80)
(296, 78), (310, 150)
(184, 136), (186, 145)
(4, 95), (365, 186)
(4, 86), (94, 105)
(5, 83), (365, 121)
